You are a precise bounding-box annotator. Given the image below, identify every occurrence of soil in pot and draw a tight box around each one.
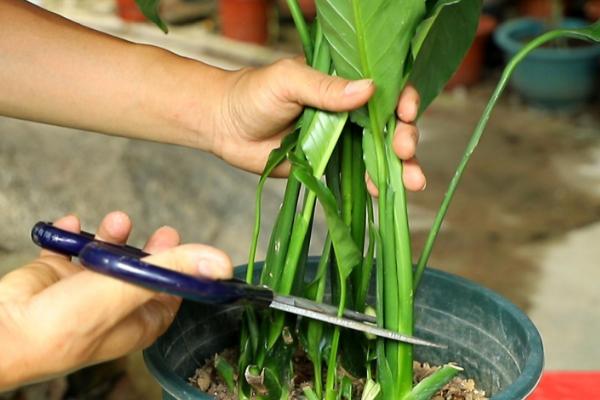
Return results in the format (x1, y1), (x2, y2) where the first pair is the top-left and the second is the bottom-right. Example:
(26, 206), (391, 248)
(189, 348), (488, 399)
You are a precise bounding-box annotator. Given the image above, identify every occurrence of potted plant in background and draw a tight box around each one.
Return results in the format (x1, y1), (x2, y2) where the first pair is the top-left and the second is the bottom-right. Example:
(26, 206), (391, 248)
(496, 0), (600, 111)
(134, 0), (599, 398)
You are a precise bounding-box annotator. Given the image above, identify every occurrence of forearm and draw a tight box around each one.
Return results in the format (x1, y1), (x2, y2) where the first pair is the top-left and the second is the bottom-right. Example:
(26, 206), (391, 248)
(0, 0), (231, 151)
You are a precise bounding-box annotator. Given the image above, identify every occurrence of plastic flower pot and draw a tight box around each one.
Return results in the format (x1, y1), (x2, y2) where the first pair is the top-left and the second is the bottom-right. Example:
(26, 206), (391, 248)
(446, 15), (498, 89)
(143, 259), (544, 400)
(116, 0), (147, 22)
(219, 0), (270, 44)
(495, 18), (600, 111)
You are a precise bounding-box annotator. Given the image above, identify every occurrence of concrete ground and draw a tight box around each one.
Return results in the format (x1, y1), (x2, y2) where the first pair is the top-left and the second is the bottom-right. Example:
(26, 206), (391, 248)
(1, 1), (599, 398)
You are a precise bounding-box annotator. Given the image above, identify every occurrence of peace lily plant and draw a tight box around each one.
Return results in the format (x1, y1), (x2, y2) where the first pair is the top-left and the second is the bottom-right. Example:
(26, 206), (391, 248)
(137, 0), (600, 398)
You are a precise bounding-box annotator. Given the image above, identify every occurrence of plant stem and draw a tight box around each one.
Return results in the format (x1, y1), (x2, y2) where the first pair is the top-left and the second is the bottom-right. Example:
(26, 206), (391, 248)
(325, 280), (347, 400)
(285, 0), (313, 63)
(413, 28), (599, 288)
(385, 119), (414, 396)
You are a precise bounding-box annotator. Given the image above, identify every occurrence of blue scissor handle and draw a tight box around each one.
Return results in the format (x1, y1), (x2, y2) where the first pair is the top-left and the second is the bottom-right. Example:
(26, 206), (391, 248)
(31, 221), (273, 306)
(32, 221), (147, 258)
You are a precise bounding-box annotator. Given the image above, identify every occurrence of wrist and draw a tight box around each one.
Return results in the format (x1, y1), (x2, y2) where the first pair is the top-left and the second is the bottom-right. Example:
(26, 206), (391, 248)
(137, 45), (233, 154)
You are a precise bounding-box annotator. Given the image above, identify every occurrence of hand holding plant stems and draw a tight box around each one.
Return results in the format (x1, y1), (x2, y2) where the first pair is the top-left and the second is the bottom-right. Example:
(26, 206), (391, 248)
(136, 0), (600, 398)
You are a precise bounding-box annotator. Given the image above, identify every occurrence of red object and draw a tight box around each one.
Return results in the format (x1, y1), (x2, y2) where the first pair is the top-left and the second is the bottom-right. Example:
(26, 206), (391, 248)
(529, 372), (600, 399)
(585, 0), (600, 21)
(519, 0), (554, 18)
(446, 15), (497, 89)
(219, 0), (271, 45)
(116, 0), (147, 22)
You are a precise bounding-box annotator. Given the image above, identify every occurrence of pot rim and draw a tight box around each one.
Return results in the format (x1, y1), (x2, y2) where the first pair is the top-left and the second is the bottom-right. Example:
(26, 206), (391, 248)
(144, 262), (544, 400)
(494, 17), (600, 60)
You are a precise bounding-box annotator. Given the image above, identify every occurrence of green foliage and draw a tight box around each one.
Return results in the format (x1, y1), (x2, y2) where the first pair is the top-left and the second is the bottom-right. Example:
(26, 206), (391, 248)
(290, 155), (361, 277)
(134, 0), (167, 33)
(136, 2), (600, 400)
(215, 356), (236, 393)
(315, 0), (426, 129)
(404, 364), (462, 400)
(410, 0), (483, 114)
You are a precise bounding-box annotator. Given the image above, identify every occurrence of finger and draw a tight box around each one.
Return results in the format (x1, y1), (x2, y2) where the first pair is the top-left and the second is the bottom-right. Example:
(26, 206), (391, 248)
(30, 244), (234, 335)
(392, 121), (419, 160)
(39, 215), (81, 259)
(402, 157), (427, 192)
(87, 296), (182, 364)
(275, 59), (374, 112)
(396, 85), (420, 123)
(365, 172), (379, 198)
(143, 226), (180, 254)
(94, 211), (132, 245)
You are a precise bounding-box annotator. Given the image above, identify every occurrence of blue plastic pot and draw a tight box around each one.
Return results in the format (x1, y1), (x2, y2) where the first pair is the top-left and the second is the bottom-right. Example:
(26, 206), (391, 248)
(495, 18), (600, 111)
(144, 260), (544, 399)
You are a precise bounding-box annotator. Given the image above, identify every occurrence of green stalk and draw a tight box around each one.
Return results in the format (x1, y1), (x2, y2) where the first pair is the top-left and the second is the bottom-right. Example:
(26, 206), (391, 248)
(341, 131), (353, 226)
(385, 119), (414, 396)
(260, 176), (301, 287)
(325, 280), (347, 400)
(350, 127), (368, 308)
(284, 0), (313, 63)
(356, 196), (375, 311)
(414, 26), (600, 289)
(306, 237), (331, 398)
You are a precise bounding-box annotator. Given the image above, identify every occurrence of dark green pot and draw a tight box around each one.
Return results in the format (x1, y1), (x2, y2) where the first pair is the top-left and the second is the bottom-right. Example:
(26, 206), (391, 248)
(144, 260), (544, 399)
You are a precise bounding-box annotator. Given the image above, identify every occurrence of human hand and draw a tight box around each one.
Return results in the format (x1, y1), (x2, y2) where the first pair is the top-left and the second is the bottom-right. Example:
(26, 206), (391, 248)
(0, 212), (232, 391)
(211, 58), (426, 192)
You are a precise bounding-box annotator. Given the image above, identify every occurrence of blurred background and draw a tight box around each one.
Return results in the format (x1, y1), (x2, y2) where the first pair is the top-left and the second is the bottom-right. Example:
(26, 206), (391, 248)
(1, 0), (599, 398)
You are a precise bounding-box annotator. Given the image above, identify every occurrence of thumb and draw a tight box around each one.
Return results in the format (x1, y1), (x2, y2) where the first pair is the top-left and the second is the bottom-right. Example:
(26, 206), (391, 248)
(276, 59), (374, 111)
(30, 244), (233, 333)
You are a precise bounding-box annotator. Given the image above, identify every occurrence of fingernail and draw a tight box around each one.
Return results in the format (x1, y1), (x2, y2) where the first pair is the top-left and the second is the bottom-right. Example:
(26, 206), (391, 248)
(197, 258), (221, 278)
(344, 79), (373, 95)
(420, 180), (427, 191)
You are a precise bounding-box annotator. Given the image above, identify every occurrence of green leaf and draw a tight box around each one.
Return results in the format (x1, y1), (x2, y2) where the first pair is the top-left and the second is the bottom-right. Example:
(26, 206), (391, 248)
(340, 376), (353, 400)
(290, 156), (361, 278)
(247, 129), (299, 283)
(410, 0), (482, 114)
(303, 386), (320, 400)
(300, 110), (348, 178)
(315, 0), (426, 128)
(361, 128), (378, 188)
(215, 355), (236, 393)
(135, 0), (168, 33)
(404, 364), (462, 400)
(361, 379), (381, 400)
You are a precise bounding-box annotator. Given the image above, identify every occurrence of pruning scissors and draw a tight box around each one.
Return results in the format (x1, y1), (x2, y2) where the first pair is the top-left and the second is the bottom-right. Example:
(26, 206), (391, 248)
(31, 221), (443, 348)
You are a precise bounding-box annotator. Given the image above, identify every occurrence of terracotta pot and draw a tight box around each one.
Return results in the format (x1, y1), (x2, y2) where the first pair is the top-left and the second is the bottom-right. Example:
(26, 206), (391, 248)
(115, 0), (147, 22)
(446, 15), (498, 89)
(219, 0), (271, 44)
(518, 0), (554, 18)
(278, 0), (316, 20)
(585, 0), (600, 21)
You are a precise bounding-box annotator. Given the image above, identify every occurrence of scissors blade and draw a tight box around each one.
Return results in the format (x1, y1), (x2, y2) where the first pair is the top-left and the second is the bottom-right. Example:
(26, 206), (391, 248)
(270, 295), (445, 348)
(287, 296), (377, 324)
